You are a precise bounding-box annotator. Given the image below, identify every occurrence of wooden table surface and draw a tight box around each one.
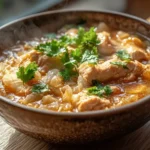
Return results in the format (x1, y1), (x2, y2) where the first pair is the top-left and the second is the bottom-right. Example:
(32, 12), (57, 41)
(1, 116), (150, 150)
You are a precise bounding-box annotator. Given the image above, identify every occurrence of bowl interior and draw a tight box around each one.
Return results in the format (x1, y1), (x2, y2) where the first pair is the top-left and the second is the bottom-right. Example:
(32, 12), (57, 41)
(0, 10), (150, 51)
(0, 10), (150, 116)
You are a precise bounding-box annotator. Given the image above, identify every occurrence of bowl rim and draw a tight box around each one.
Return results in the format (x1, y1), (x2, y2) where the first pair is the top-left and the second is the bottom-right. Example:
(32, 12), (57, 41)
(0, 9), (150, 117)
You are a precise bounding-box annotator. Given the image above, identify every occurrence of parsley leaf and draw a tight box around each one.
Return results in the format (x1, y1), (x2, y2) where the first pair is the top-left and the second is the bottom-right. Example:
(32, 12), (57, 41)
(59, 69), (77, 81)
(75, 27), (85, 45)
(110, 61), (128, 69)
(59, 69), (71, 81)
(59, 49), (77, 80)
(59, 35), (75, 46)
(81, 27), (100, 49)
(87, 82), (112, 97)
(16, 62), (38, 83)
(116, 50), (131, 61)
(71, 47), (82, 62)
(103, 86), (113, 96)
(35, 34), (74, 57)
(32, 83), (49, 93)
(81, 49), (98, 64)
(72, 27), (99, 64)
(60, 27), (100, 80)
(35, 27), (100, 81)
(35, 40), (64, 57)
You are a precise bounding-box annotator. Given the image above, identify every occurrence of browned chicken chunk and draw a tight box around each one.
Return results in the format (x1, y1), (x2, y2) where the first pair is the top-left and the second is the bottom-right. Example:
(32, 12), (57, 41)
(125, 45), (148, 61)
(97, 31), (116, 55)
(78, 95), (111, 111)
(31, 53), (62, 74)
(79, 59), (144, 85)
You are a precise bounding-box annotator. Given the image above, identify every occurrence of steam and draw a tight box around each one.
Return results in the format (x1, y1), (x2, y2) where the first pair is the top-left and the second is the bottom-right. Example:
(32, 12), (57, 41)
(0, 20), (43, 51)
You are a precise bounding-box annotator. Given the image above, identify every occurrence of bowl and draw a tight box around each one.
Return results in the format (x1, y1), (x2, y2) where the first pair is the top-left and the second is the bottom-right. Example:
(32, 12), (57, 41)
(0, 10), (150, 144)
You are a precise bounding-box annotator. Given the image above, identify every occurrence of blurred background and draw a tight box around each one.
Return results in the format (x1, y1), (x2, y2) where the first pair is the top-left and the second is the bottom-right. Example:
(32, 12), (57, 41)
(0, 0), (150, 26)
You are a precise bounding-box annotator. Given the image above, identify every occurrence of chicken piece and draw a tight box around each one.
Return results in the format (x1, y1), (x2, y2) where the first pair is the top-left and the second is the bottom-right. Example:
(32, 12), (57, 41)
(97, 31), (116, 55)
(78, 95), (111, 111)
(118, 37), (148, 61)
(79, 59), (144, 85)
(30, 52), (63, 74)
(30, 50), (40, 62)
(39, 55), (62, 72)
(125, 45), (148, 61)
(123, 37), (145, 48)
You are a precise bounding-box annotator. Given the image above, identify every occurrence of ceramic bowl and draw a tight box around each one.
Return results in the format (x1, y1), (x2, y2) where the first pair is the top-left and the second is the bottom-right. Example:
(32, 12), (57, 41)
(0, 10), (150, 144)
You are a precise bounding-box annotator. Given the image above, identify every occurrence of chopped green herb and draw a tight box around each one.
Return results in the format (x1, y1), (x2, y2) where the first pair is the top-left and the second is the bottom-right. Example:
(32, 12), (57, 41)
(81, 49), (98, 64)
(103, 86), (113, 96)
(16, 62), (38, 83)
(72, 27), (99, 64)
(32, 83), (49, 93)
(81, 27), (100, 49)
(87, 82), (112, 97)
(59, 69), (77, 81)
(110, 61), (128, 69)
(75, 27), (85, 45)
(59, 69), (71, 81)
(59, 35), (75, 46)
(35, 27), (100, 81)
(71, 47), (82, 62)
(116, 50), (131, 61)
(35, 40), (65, 57)
(59, 49), (77, 80)
(75, 27), (100, 49)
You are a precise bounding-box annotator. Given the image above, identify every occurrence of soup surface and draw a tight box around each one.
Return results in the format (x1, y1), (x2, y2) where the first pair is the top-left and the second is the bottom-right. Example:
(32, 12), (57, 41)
(0, 22), (150, 112)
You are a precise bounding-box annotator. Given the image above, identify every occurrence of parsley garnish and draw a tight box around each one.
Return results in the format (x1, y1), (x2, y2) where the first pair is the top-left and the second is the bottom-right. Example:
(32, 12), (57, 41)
(110, 61), (128, 69)
(110, 50), (130, 69)
(59, 49), (78, 81)
(81, 49), (98, 64)
(16, 62), (38, 83)
(75, 27), (85, 45)
(116, 50), (131, 61)
(32, 83), (49, 93)
(35, 27), (100, 81)
(80, 27), (100, 49)
(71, 27), (99, 64)
(87, 81), (112, 97)
(36, 40), (65, 57)
(59, 69), (77, 81)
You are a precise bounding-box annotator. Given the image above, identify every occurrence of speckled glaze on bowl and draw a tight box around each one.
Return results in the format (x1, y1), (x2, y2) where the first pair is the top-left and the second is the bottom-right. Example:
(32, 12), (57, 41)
(0, 10), (150, 144)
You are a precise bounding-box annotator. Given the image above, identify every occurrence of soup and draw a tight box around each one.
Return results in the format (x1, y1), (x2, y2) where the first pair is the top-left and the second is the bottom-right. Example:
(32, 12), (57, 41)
(0, 22), (150, 112)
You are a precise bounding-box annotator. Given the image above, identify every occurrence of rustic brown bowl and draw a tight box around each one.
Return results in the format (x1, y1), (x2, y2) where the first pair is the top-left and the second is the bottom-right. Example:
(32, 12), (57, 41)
(0, 10), (150, 144)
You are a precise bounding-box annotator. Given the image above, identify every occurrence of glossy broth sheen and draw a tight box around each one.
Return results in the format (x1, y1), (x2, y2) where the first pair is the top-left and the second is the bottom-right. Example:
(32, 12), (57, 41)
(0, 22), (150, 112)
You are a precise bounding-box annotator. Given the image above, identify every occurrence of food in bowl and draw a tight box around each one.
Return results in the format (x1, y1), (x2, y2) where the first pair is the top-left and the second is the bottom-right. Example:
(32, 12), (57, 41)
(0, 22), (150, 112)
